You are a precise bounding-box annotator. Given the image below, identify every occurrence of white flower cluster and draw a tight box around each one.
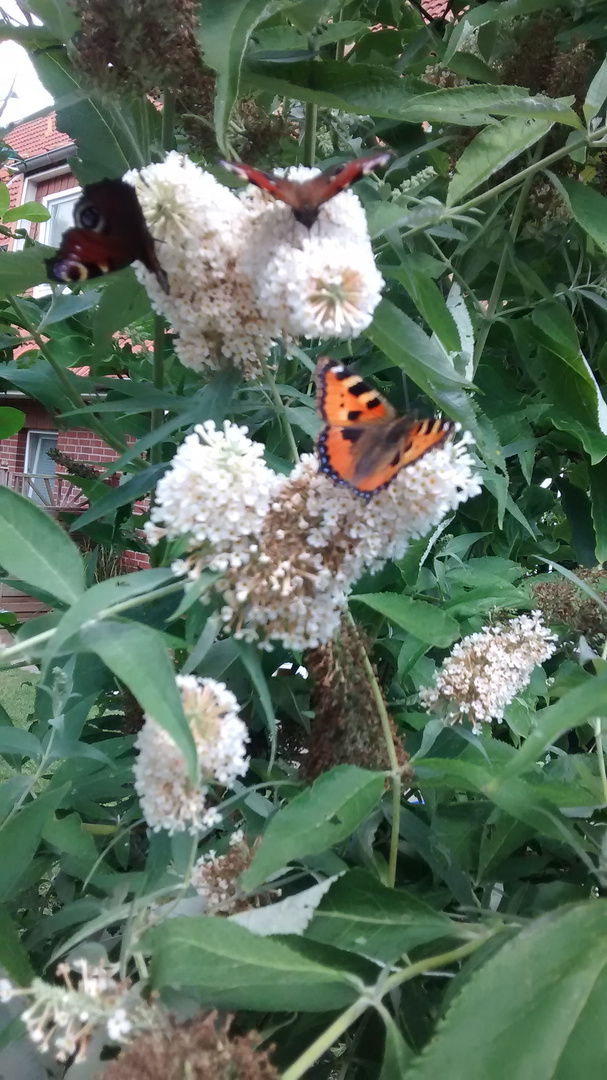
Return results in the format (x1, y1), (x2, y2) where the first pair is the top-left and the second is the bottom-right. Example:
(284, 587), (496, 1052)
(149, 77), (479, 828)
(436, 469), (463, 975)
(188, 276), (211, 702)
(419, 611), (558, 730)
(127, 153), (384, 376)
(145, 420), (280, 566)
(133, 674), (249, 835)
(0, 959), (154, 1063)
(147, 422), (482, 650)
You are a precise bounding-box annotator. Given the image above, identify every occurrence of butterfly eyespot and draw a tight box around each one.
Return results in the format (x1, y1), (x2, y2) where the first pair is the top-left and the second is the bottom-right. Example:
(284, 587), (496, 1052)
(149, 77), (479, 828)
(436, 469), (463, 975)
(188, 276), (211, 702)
(65, 262), (89, 282)
(75, 203), (104, 231)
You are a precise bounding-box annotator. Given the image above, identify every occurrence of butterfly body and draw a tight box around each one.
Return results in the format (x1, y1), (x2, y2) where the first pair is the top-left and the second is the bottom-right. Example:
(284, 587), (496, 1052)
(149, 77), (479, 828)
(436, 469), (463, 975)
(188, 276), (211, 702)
(315, 357), (454, 498)
(220, 151), (393, 227)
(46, 178), (169, 294)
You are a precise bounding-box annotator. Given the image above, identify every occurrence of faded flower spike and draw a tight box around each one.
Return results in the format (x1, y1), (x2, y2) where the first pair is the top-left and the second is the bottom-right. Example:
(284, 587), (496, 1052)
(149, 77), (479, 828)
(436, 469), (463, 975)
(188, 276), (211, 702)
(0, 958), (156, 1063)
(419, 611), (558, 729)
(133, 675), (249, 835)
(147, 422), (482, 650)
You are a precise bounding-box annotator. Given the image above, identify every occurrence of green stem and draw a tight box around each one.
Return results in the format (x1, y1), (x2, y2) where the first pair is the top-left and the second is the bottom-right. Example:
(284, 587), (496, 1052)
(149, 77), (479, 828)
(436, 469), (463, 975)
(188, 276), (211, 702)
(162, 89), (176, 152)
(281, 999), (368, 1080)
(303, 101), (318, 167)
(281, 932), (494, 1080)
(471, 140), (545, 373)
(302, 36), (319, 167)
(404, 123), (607, 242)
(9, 294), (139, 464)
(595, 717), (607, 805)
(382, 932), (494, 994)
(347, 613), (401, 888)
(0, 579), (186, 662)
(150, 313), (165, 467)
(259, 353), (299, 464)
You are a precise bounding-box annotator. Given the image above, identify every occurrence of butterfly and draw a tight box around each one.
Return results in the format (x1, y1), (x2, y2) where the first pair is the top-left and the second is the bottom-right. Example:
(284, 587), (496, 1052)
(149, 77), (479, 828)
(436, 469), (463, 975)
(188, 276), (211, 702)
(315, 356), (455, 498)
(46, 178), (169, 294)
(219, 151), (393, 228)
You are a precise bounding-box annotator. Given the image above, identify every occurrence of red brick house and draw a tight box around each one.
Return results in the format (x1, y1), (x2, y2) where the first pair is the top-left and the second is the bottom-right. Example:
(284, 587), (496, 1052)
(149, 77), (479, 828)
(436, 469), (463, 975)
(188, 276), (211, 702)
(0, 112), (148, 617)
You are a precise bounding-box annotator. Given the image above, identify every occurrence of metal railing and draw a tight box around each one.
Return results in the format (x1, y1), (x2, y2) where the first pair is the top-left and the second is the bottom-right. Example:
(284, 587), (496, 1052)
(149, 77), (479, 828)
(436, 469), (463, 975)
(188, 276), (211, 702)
(0, 469), (88, 512)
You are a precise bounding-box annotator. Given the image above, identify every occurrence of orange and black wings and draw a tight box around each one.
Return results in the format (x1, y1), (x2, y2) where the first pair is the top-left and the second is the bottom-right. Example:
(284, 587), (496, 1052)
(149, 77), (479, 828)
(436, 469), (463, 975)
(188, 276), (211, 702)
(315, 357), (454, 498)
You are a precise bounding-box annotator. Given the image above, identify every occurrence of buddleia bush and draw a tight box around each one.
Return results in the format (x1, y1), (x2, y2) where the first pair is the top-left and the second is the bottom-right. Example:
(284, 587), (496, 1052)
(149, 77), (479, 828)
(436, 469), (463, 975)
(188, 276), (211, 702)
(0, 1), (607, 1077)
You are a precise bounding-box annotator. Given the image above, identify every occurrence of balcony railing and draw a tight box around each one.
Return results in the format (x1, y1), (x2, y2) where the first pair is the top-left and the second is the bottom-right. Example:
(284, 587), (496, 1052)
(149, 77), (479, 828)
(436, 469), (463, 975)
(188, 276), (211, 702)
(0, 469), (88, 512)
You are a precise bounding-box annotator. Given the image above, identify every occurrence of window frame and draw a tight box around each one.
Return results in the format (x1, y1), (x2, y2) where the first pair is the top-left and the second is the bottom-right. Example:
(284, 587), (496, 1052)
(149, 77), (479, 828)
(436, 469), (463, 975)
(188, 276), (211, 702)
(24, 429), (59, 476)
(38, 184), (82, 248)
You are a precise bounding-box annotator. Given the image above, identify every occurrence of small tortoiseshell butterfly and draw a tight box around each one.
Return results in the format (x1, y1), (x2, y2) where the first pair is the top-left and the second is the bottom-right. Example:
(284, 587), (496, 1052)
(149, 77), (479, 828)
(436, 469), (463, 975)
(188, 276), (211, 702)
(219, 151), (393, 228)
(46, 178), (169, 294)
(315, 357), (455, 498)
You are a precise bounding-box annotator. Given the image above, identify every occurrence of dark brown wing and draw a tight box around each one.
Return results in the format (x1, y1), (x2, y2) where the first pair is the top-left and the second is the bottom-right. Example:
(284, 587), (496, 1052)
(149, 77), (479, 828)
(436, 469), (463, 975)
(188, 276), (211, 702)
(48, 179), (168, 293)
(221, 151), (393, 227)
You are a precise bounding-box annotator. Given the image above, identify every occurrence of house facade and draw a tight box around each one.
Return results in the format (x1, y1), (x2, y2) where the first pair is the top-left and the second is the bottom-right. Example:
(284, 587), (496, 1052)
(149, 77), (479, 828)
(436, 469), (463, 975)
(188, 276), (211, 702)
(0, 112), (148, 618)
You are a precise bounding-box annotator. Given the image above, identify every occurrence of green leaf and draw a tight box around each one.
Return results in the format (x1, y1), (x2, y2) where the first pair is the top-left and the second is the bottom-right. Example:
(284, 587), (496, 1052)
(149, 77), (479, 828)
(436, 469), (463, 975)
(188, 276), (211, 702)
(307, 869), (454, 962)
(91, 272), (150, 353)
(0, 784), (70, 903)
(0, 909), (34, 985)
(146, 916), (358, 1011)
(505, 668), (607, 777)
(352, 593), (460, 647)
(71, 463), (168, 530)
(234, 641), (277, 754)
(384, 267), (460, 352)
(0, 408), (24, 440)
(41, 568), (177, 671)
(557, 176), (607, 255)
(590, 458), (607, 564)
(0, 907), (33, 989)
(0, 487), (85, 606)
(2, 202), (50, 224)
(583, 55), (607, 124)
(403, 902), (607, 1080)
(199, 0), (294, 154)
(381, 1014), (414, 1079)
(0, 184), (11, 217)
(365, 299), (469, 393)
(241, 765), (386, 890)
(0, 245), (54, 295)
(314, 20), (367, 44)
(0, 729), (42, 759)
(447, 116), (554, 206)
(31, 51), (147, 180)
(443, 0), (565, 63)
(81, 619), (197, 778)
(243, 61), (581, 127)
(514, 312), (607, 465)
(37, 289), (101, 329)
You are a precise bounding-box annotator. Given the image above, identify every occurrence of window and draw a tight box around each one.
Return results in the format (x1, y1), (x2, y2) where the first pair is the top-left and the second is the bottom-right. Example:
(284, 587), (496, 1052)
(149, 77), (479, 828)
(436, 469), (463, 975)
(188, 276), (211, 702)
(24, 431), (58, 503)
(39, 188), (81, 248)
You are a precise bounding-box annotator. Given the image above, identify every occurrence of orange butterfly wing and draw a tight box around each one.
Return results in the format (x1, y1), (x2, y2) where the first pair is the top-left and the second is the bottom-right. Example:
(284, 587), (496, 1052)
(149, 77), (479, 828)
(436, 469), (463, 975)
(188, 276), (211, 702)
(315, 357), (395, 426)
(315, 358), (454, 498)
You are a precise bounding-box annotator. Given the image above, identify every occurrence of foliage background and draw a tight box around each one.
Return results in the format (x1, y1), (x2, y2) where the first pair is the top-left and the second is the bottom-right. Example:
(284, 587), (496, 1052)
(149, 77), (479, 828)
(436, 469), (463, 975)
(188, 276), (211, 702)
(1, 0), (607, 1076)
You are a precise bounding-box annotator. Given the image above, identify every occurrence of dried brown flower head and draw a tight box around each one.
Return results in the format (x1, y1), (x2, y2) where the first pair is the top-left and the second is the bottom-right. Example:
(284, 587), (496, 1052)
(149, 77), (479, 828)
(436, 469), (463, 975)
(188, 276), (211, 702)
(101, 1012), (278, 1080)
(47, 447), (101, 481)
(533, 569), (607, 639)
(228, 98), (295, 164)
(191, 834), (278, 915)
(500, 14), (593, 112)
(72, 0), (205, 98)
(304, 618), (409, 780)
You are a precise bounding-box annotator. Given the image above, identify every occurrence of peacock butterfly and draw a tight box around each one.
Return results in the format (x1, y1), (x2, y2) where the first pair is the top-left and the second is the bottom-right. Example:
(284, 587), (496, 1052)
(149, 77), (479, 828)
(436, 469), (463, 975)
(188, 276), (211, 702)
(219, 151), (393, 228)
(46, 178), (169, 293)
(315, 356), (455, 498)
